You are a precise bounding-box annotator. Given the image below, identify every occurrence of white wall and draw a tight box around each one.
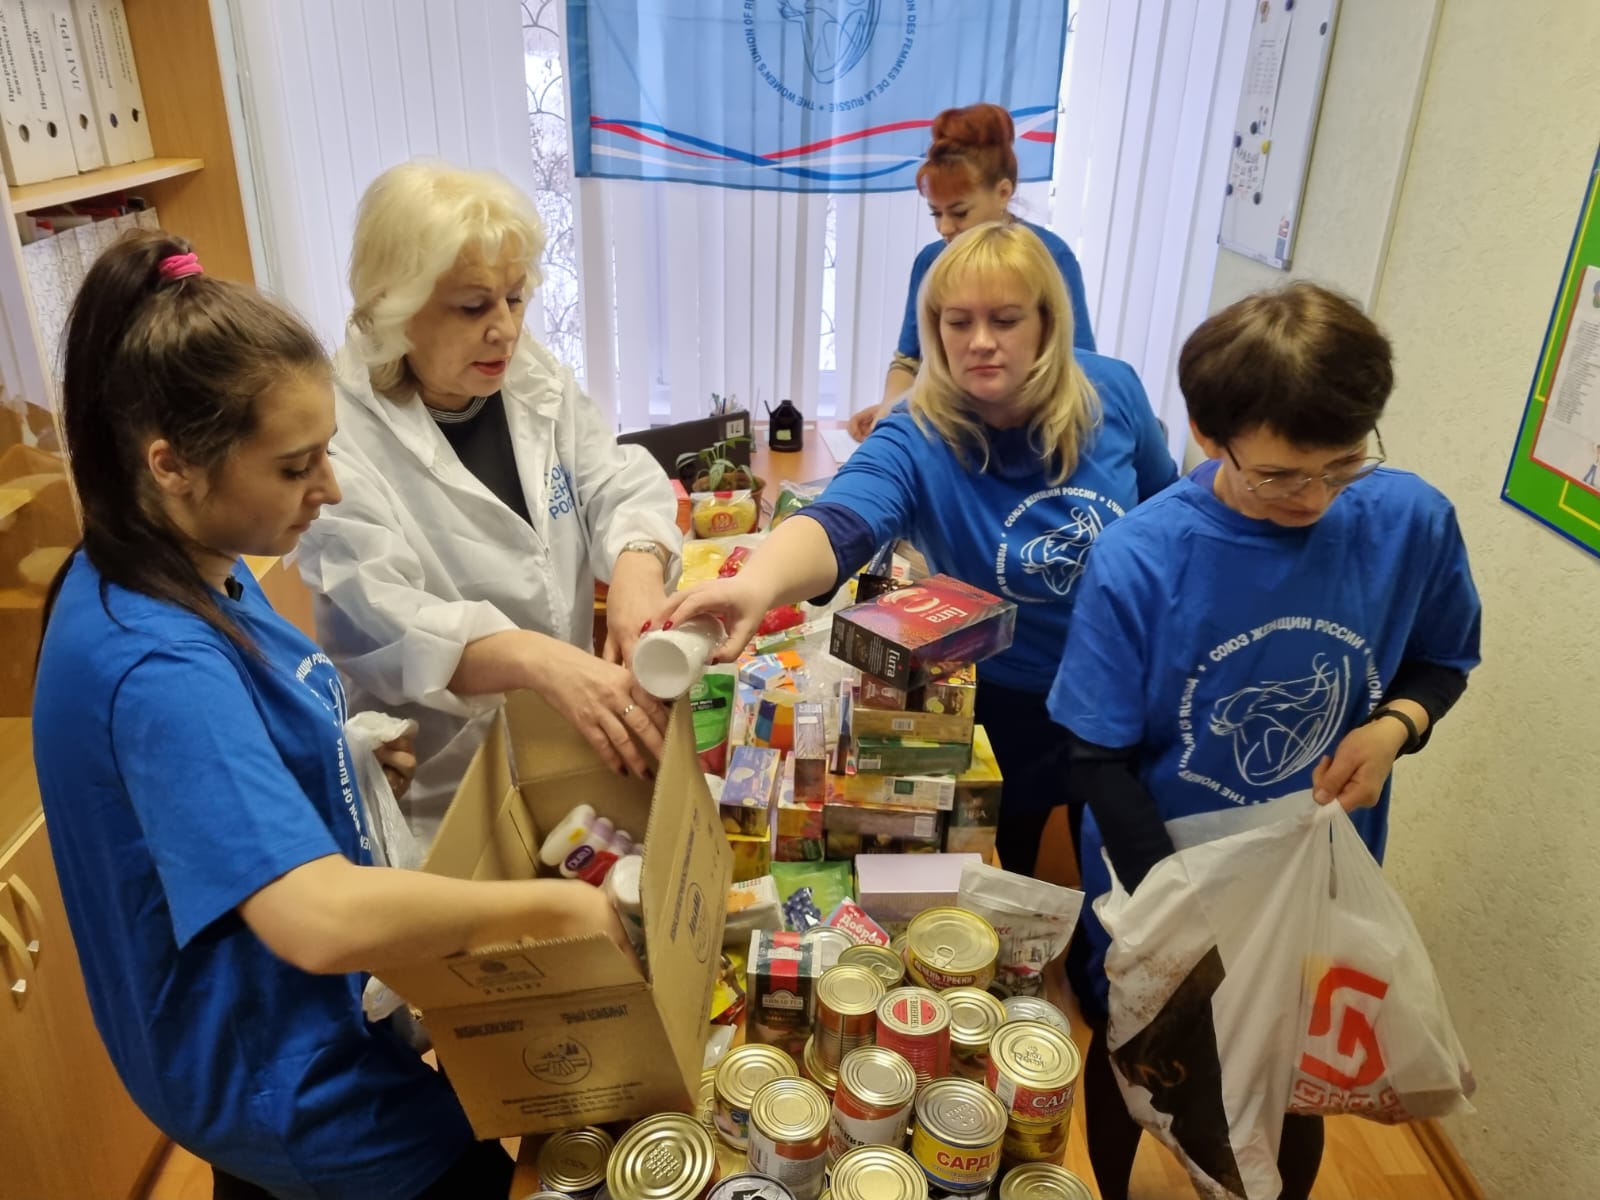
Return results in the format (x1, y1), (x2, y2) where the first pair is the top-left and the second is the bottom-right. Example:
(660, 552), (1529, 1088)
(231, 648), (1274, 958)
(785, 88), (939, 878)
(1205, 1), (1600, 1194)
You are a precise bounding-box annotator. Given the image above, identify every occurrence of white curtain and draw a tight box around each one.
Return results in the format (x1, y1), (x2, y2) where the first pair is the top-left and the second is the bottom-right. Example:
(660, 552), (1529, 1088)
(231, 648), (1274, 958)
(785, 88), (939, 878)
(1049, 0), (1254, 458)
(221, 0), (535, 347)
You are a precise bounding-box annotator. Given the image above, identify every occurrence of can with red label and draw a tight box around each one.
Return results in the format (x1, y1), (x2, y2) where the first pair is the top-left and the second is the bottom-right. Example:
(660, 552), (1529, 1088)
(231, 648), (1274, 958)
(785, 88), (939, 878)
(828, 1045), (917, 1161)
(986, 1022), (1080, 1130)
(875, 987), (951, 1092)
(815, 965), (886, 1071)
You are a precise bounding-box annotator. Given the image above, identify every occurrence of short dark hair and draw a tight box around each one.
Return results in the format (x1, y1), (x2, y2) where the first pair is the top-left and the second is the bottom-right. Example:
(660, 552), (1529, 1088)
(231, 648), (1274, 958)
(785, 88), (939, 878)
(47, 229), (327, 649)
(1178, 281), (1393, 447)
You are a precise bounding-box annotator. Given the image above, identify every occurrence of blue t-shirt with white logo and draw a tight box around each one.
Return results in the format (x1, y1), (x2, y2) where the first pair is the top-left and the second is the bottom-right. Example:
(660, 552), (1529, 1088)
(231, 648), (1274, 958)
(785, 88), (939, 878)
(32, 555), (472, 1200)
(817, 352), (1176, 692)
(897, 221), (1097, 358)
(1048, 460), (1482, 1004)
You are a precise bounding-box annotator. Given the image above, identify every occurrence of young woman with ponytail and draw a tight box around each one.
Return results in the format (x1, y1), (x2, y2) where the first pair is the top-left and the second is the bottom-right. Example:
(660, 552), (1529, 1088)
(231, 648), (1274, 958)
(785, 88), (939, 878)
(850, 101), (1098, 441)
(32, 231), (634, 1200)
(653, 222), (1175, 877)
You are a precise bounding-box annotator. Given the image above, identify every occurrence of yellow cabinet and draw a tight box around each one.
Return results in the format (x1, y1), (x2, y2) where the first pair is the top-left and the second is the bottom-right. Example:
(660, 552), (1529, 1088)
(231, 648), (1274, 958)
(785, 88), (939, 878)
(0, 809), (164, 1200)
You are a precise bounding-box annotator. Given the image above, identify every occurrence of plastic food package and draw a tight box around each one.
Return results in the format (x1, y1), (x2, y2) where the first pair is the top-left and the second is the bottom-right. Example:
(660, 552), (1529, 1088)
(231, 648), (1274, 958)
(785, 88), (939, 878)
(1099, 795), (1474, 1200)
(957, 862), (1083, 998)
(771, 860), (854, 932)
(690, 670), (737, 774)
(725, 875), (784, 948)
(769, 478), (827, 528)
(690, 489), (760, 537)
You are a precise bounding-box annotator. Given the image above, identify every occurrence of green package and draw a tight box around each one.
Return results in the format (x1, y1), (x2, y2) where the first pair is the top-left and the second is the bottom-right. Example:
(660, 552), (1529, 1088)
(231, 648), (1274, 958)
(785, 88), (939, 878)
(771, 860), (854, 931)
(690, 671), (736, 774)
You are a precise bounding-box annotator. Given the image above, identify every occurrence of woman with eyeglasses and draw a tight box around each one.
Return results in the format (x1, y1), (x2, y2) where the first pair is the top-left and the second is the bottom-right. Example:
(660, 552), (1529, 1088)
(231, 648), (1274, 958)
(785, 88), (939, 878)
(1046, 282), (1482, 1200)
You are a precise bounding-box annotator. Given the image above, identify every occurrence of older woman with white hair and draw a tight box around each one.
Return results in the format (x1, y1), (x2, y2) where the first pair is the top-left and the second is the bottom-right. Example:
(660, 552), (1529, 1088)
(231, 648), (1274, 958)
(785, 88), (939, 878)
(299, 161), (681, 843)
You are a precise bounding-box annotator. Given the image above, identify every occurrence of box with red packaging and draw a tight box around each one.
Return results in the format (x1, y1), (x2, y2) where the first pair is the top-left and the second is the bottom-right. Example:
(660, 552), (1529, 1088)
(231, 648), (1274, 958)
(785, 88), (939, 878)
(829, 576), (1015, 689)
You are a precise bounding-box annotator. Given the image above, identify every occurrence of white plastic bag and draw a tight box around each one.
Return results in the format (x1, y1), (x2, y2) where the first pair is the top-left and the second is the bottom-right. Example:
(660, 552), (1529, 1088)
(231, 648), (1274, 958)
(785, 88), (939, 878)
(1097, 794), (1474, 1200)
(956, 862), (1084, 997)
(343, 712), (423, 1033)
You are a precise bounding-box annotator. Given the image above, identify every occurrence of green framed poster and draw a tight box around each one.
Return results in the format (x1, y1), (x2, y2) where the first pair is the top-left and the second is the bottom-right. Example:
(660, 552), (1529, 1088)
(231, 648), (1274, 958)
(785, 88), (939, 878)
(1503, 144), (1600, 559)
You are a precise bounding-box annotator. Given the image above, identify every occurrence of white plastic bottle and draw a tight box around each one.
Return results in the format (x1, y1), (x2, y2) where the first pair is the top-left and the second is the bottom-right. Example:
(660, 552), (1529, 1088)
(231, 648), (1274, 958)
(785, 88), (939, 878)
(538, 804), (598, 869)
(603, 853), (647, 957)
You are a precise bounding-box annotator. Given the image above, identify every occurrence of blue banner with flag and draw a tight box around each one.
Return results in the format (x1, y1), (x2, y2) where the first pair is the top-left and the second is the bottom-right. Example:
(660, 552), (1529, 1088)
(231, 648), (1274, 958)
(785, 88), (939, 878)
(565, 1), (1068, 192)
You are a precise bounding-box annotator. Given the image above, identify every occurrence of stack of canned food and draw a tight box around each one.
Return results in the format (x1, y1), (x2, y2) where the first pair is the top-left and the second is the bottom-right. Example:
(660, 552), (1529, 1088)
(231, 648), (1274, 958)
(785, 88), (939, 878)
(526, 905), (1091, 1200)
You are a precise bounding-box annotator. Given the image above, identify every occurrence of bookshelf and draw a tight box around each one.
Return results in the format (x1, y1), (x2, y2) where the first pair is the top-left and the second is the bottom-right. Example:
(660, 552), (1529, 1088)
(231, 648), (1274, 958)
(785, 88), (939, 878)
(8, 156), (205, 213)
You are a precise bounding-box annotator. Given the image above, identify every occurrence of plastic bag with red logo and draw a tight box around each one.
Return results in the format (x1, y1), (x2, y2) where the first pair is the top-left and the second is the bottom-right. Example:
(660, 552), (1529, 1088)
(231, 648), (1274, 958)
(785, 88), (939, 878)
(1096, 794), (1474, 1200)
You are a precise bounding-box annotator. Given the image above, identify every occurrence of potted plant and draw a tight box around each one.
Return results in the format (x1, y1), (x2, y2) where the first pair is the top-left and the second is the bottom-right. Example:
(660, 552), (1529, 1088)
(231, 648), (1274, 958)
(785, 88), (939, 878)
(676, 435), (766, 537)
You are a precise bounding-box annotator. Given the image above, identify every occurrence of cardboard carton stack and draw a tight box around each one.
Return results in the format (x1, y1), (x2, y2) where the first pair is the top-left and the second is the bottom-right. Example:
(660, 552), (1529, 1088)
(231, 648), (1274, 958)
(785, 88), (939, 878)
(824, 575), (1016, 862)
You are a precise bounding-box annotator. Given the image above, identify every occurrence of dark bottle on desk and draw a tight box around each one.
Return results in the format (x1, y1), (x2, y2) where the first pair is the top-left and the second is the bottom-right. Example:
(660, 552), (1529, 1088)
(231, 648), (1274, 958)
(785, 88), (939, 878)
(766, 399), (804, 452)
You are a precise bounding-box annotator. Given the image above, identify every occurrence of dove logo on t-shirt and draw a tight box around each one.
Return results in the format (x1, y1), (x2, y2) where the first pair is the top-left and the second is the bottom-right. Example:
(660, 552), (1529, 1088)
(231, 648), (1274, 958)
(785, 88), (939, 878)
(996, 486), (1125, 604)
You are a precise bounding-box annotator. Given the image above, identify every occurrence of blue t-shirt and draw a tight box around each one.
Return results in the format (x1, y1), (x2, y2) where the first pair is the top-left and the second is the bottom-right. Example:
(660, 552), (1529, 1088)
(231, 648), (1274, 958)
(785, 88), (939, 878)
(1048, 460), (1482, 1005)
(32, 556), (473, 1200)
(896, 221), (1096, 359)
(815, 352), (1176, 693)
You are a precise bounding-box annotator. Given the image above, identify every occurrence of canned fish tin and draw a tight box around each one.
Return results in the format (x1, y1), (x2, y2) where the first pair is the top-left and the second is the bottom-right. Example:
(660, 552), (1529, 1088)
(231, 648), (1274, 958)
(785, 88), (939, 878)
(607, 1112), (720, 1200)
(943, 988), (1006, 1083)
(1000, 997), (1070, 1039)
(891, 934), (909, 969)
(715, 1043), (800, 1150)
(986, 1022), (1080, 1128)
(910, 1078), (1007, 1194)
(999, 1114), (1070, 1167)
(539, 1126), (615, 1197)
(827, 1146), (929, 1200)
(697, 1068), (719, 1132)
(905, 909), (999, 993)
(996, 1163), (1093, 1200)
(706, 1174), (799, 1200)
(801, 925), (855, 969)
(748, 1077), (833, 1200)
(816, 965), (886, 1069)
(830, 1045), (917, 1161)
(875, 987), (951, 1091)
(803, 1034), (840, 1095)
(839, 943), (906, 989)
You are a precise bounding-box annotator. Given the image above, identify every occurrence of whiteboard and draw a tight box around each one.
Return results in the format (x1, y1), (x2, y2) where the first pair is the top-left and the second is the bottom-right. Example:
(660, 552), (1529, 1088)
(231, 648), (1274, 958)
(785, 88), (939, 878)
(1218, 0), (1340, 270)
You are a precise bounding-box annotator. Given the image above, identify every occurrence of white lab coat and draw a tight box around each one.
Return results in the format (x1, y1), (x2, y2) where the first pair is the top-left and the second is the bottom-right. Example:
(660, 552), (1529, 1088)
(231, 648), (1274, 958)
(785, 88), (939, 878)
(297, 331), (682, 845)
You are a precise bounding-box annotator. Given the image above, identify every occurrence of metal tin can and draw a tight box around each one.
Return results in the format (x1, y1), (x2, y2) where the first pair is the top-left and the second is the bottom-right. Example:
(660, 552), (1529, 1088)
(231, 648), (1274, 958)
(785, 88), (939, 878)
(827, 1146), (929, 1200)
(891, 934), (909, 963)
(803, 1034), (840, 1095)
(829, 1045), (917, 1161)
(996, 1162), (1093, 1200)
(910, 1078), (1007, 1195)
(539, 1126), (615, 1197)
(747, 1077), (833, 1200)
(1000, 997), (1071, 1039)
(607, 1112), (721, 1200)
(815, 965), (886, 1070)
(595, 1187), (613, 1200)
(801, 925), (855, 969)
(999, 1114), (1071, 1167)
(706, 1173), (799, 1200)
(697, 1068), (719, 1133)
(986, 1022), (1080, 1129)
(905, 909), (999, 993)
(839, 943), (906, 990)
(520, 1194), (569, 1200)
(943, 988), (1006, 1083)
(875, 987), (951, 1091)
(715, 1043), (800, 1151)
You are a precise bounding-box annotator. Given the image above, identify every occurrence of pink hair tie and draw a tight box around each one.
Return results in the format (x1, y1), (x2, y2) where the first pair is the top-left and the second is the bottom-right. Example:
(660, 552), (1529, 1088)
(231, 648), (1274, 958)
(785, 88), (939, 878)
(158, 252), (204, 281)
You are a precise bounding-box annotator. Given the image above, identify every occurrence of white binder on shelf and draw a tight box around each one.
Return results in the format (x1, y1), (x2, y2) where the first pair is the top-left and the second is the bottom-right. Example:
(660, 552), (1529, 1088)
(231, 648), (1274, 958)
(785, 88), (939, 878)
(0, 0), (81, 185)
(42, 0), (103, 171)
(69, 0), (150, 164)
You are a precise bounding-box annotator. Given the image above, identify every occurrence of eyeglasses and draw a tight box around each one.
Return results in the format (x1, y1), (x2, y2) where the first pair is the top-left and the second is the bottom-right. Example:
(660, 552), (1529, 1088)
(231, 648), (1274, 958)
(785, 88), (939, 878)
(1224, 429), (1386, 499)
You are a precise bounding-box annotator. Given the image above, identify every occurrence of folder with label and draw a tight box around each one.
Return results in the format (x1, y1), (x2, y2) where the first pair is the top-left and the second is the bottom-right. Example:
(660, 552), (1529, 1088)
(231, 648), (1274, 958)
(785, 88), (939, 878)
(43, 0), (103, 171)
(70, 0), (151, 164)
(0, 0), (81, 184)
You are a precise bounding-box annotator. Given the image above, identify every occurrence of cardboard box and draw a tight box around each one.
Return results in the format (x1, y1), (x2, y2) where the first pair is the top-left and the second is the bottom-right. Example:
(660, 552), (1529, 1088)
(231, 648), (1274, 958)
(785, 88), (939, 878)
(0, 0), (80, 185)
(379, 691), (730, 1140)
(792, 700), (827, 805)
(828, 771), (955, 813)
(829, 576), (1016, 688)
(850, 704), (975, 744)
(853, 736), (972, 777)
(856, 663), (978, 714)
(856, 852), (982, 928)
(945, 725), (1001, 857)
(824, 803), (944, 859)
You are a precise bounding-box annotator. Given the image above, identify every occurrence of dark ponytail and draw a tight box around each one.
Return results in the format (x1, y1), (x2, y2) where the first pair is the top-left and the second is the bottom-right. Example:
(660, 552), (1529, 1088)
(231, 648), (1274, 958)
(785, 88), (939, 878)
(44, 229), (327, 650)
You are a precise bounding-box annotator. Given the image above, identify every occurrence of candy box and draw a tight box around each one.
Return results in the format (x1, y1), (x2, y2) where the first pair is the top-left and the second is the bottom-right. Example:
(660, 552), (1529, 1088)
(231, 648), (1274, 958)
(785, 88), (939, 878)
(852, 736), (973, 777)
(825, 803), (945, 859)
(828, 772), (956, 813)
(792, 701), (827, 805)
(720, 745), (783, 837)
(738, 650), (804, 692)
(829, 576), (1016, 688)
(945, 725), (1002, 857)
(856, 663), (979, 714)
(849, 704), (975, 744)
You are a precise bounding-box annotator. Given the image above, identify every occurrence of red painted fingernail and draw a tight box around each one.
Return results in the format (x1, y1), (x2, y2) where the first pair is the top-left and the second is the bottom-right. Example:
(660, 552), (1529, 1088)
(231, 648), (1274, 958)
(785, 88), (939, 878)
(662, 620), (673, 630)
(640, 620), (652, 633)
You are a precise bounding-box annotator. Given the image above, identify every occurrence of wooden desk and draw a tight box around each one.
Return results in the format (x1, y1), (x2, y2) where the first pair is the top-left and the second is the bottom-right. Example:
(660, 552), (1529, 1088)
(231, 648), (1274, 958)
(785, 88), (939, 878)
(750, 421), (848, 490)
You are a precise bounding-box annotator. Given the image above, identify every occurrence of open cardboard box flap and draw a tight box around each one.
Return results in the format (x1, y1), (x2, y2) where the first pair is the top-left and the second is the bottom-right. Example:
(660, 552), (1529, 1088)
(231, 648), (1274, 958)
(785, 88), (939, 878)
(377, 691), (730, 1138)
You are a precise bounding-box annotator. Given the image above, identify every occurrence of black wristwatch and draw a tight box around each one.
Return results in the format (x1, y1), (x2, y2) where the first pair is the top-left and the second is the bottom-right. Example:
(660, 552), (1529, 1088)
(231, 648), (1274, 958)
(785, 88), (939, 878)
(1368, 706), (1422, 755)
